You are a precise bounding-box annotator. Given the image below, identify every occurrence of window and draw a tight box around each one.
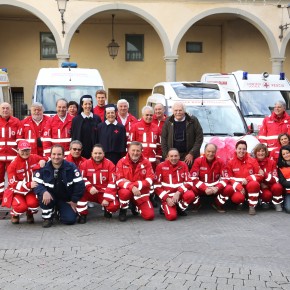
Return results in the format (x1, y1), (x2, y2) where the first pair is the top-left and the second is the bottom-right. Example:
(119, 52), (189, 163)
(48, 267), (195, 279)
(186, 42), (203, 53)
(40, 32), (57, 60)
(126, 34), (144, 61)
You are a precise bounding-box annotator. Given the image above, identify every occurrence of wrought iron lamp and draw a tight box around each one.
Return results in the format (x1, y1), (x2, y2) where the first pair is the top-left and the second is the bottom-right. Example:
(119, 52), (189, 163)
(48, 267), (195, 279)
(278, 4), (290, 40)
(107, 14), (120, 60)
(56, 0), (69, 37)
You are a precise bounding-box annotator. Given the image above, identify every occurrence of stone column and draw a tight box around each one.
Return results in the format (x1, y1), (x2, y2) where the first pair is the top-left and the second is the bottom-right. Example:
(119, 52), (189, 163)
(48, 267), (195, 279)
(164, 55), (178, 82)
(271, 57), (285, 74)
(56, 54), (70, 67)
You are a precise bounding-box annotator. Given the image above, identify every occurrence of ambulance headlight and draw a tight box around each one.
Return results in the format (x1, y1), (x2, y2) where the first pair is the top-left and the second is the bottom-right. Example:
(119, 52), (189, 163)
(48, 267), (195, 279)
(263, 72), (269, 79)
(61, 62), (78, 68)
(242, 72), (248, 80)
(280, 72), (285, 80)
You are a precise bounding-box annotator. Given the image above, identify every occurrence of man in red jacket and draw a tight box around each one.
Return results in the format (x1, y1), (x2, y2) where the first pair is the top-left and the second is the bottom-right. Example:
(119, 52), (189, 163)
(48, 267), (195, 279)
(152, 103), (167, 130)
(65, 140), (87, 168)
(76, 144), (119, 223)
(258, 100), (290, 152)
(93, 89), (107, 121)
(0, 102), (21, 201)
(190, 143), (228, 213)
(42, 98), (73, 157)
(154, 148), (195, 220)
(18, 102), (50, 157)
(116, 141), (155, 222)
(7, 140), (46, 224)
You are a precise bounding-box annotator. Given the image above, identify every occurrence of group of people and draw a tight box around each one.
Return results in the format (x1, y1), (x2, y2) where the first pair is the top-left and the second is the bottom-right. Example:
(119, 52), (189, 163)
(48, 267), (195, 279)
(1, 92), (290, 227)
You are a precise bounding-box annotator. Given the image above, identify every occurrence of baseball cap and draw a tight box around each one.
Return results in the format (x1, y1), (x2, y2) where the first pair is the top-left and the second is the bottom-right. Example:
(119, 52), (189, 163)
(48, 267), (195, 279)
(18, 140), (31, 150)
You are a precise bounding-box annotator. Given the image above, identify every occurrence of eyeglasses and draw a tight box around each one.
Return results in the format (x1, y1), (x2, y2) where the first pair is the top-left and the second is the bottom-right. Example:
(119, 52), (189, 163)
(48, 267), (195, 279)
(72, 148), (82, 151)
(54, 169), (59, 179)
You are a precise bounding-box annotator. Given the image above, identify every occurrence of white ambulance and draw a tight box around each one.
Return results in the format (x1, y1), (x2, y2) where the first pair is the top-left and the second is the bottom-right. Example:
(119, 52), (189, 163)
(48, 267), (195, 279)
(33, 62), (105, 115)
(0, 69), (12, 104)
(201, 71), (290, 132)
(147, 81), (259, 156)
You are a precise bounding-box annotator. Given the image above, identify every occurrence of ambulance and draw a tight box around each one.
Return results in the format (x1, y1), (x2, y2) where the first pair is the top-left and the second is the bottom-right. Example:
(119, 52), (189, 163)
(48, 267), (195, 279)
(201, 71), (290, 132)
(33, 62), (104, 115)
(147, 81), (259, 158)
(0, 68), (12, 105)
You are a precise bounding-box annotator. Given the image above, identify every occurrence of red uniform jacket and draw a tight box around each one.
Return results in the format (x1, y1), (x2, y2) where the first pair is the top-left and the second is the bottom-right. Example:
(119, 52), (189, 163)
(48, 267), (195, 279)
(152, 114), (166, 130)
(224, 153), (263, 192)
(257, 157), (279, 185)
(7, 154), (45, 195)
(0, 116), (21, 161)
(269, 146), (280, 163)
(18, 115), (50, 156)
(42, 114), (73, 157)
(190, 155), (227, 192)
(93, 106), (105, 122)
(117, 113), (138, 139)
(116, 153), (154, 194)
(154, 160), (191, 201)
(65, 154), (87, 169)
(80, 158), (117, 202)
(258, 111), (290, 151)
(129, 119), (161, 162)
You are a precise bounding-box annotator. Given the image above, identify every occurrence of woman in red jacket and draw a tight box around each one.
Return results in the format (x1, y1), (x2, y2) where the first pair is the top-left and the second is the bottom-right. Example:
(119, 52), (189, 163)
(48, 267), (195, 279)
(223, 140), (263, 215)
(253, 143), (283, 211)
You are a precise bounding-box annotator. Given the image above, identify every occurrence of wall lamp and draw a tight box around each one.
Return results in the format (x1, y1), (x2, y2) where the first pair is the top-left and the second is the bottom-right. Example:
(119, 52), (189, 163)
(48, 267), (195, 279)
(107, 14), (120, 60)
(56, 0), (69, 37)
(278, 3), (290, 40)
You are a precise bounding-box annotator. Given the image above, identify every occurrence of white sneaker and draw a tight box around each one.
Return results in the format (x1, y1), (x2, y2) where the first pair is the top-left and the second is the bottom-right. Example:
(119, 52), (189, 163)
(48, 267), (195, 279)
(274, 204), (283, 212)
(88, 202), (95, 208)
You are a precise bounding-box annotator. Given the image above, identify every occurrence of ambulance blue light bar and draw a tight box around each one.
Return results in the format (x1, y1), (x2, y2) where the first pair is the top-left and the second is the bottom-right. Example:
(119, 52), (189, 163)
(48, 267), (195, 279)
(1, 68), (7, 72)
(280, 72), (285, 80)
(61, 62), (78, 68)
(242, 71), (248, 80)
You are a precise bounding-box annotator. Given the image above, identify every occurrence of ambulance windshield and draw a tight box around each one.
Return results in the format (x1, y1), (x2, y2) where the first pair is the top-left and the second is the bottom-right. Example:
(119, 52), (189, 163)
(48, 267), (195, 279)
(239, 90), (290, 117)
(186, 103), (247, 135)
(35, 85), (102, 114)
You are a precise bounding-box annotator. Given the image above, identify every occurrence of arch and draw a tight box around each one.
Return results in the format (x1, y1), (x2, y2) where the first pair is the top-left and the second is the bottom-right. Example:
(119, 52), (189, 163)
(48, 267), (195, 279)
(0, 0), (61, 53)
(172, 7), (279, 58)
(64, 3), (171, 56)
(280, 31), (290, 56)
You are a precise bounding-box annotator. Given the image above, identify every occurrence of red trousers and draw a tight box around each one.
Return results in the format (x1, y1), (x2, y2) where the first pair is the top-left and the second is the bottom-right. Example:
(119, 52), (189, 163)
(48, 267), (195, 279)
(118, 188), (154, 220)
(192, 187), (228, 207)
(0, 161), (11, 201)
(77, 191), (120, 215)
(260, 183), (284, 204)
(11, 192), (39, 216)
(161, 190), (195, 221)
(224, 181), (260, 207)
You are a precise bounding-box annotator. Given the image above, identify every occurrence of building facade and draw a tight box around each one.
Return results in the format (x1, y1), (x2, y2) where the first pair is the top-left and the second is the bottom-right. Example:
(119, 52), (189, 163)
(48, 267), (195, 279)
(1, 0), (290, 117)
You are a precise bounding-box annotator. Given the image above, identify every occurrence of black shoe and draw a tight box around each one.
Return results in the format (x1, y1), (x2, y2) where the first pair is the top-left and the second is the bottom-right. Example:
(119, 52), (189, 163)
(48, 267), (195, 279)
(42, 219), (53, 228)
(119, 209), (127, 222)
(130, 203), (139, 216)
(159, 205), (164, 215)
(104, 209), (112, 218)
(177, 206), (187, 217)
(150, 195), (158, 208)
(78, 215), (87, 224)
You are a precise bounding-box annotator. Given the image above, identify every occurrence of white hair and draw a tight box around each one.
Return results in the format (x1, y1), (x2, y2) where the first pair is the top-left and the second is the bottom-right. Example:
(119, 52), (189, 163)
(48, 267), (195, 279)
(142, 106), (154, 115)
(117, 99), (129, 108)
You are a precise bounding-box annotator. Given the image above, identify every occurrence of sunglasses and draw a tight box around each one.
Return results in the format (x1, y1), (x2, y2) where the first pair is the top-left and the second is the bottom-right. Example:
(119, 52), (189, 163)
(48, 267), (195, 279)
(54, 169), (59, 179)
(72, 148), (82, 151)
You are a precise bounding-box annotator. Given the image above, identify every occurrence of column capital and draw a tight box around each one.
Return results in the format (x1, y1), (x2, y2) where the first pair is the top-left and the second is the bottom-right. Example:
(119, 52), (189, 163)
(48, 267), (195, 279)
(163, 55), (179, 62)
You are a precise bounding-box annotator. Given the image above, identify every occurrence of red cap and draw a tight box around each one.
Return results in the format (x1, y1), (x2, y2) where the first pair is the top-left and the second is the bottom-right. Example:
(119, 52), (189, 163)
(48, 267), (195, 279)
(18, 140), (31, 150)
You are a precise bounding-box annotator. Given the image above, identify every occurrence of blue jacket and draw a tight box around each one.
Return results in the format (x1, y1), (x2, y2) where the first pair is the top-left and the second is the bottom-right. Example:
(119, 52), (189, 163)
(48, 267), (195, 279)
(34, 160), (85, 203)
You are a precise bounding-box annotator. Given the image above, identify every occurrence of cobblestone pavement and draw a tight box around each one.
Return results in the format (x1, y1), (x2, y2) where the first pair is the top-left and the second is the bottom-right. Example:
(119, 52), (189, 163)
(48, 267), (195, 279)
(0, 205), (290, 290)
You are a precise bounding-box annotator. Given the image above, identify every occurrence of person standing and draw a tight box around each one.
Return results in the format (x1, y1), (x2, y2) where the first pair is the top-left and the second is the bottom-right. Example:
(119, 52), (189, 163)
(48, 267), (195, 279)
(269, 133), (290, 163)
(34, 145), (85, 228)
(116, 99), (138, 139)
(258, 100), (290, 152)
(77, 144), (120, 223)
(154, 148), (195, 220)
(0, 102), (21, 200)
(161, 102), (203, 168)
(7, 140), (46, 224)
(116, 141), (155, 222)
(152, 103), (167, 130)
(18, 102), (50, 157)
(93, 89), (107, 122)
(42, 98), (73, 157)
(97, 104), (126, 165)
(67, 101), (79, 117)
(71, 95), (101, 159)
